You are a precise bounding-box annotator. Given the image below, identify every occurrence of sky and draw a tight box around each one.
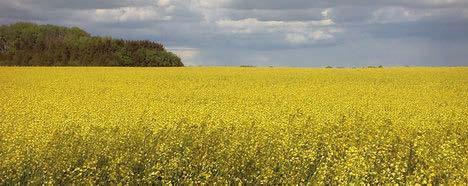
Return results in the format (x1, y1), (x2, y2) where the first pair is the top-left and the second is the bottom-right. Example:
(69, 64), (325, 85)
(1, 0), (468, 67)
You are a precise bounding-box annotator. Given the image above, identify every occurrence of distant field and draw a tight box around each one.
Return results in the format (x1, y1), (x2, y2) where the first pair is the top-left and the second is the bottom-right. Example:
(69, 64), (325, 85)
(0, 67), (467, 184)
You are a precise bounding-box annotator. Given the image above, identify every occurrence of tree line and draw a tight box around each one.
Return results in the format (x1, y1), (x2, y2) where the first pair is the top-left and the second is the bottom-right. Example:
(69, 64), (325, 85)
(0, 22), (183, 67)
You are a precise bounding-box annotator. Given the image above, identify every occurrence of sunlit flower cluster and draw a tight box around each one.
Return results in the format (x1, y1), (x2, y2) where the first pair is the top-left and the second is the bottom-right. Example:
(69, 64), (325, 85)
(0, 67), (466, 184)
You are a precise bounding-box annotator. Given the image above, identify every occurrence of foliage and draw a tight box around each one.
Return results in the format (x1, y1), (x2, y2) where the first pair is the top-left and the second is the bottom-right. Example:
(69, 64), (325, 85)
(0, 67), (467, 184)
(0, 22), (183, 67)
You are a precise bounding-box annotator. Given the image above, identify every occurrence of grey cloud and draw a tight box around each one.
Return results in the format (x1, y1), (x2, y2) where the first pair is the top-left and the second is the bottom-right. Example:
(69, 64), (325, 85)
(1, 0), (467, 66)
(366, 20), (468, 40)
(216, 0), (468, 10)
(9, 0), (153, 10)
(208, 8), (324, 22)
(196, 37), (468, 67)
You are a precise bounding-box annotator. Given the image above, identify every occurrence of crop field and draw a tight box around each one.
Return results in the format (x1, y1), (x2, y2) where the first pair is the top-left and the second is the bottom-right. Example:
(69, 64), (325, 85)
(0, 67), (467, 184)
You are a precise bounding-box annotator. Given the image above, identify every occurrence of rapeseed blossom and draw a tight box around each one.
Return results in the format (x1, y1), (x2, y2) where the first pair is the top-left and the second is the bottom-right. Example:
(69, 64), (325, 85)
(0, 67), (466, 184)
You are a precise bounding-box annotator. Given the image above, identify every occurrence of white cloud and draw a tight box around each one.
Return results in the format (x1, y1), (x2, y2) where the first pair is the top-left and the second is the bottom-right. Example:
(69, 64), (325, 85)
(284, 30), (338, 44)
(157, 0), (171, 7)
(216, 18), (334, 34)
(310, 30), (334, 40)
(369, 7), (433, 23)
(321, 9), (331, 19)
(285, 33), (308, 44)
(216, 17), (340, 45)
(91, 7), (172, 22)
(1, 0), (467, 66)
(168, 47), (200, 66)
(415, 0), (467, 6)
(193, 0), (468, 9)
(195, 0), (231, 8)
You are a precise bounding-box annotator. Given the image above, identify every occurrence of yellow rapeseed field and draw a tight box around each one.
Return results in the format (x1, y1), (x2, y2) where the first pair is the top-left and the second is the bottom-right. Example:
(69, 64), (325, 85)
(0, 67), (467, 184)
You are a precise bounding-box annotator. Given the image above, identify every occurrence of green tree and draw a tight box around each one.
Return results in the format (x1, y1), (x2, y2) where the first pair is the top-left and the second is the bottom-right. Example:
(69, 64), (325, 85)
(0, 22), (184, 67)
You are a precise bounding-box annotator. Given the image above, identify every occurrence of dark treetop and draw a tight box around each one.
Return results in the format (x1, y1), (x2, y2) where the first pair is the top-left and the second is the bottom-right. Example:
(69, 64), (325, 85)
(0, 22), (183, 67)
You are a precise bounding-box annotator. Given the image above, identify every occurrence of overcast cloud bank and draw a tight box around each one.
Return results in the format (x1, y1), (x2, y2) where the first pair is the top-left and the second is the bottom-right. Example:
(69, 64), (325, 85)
(1, 0), (467, 66)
